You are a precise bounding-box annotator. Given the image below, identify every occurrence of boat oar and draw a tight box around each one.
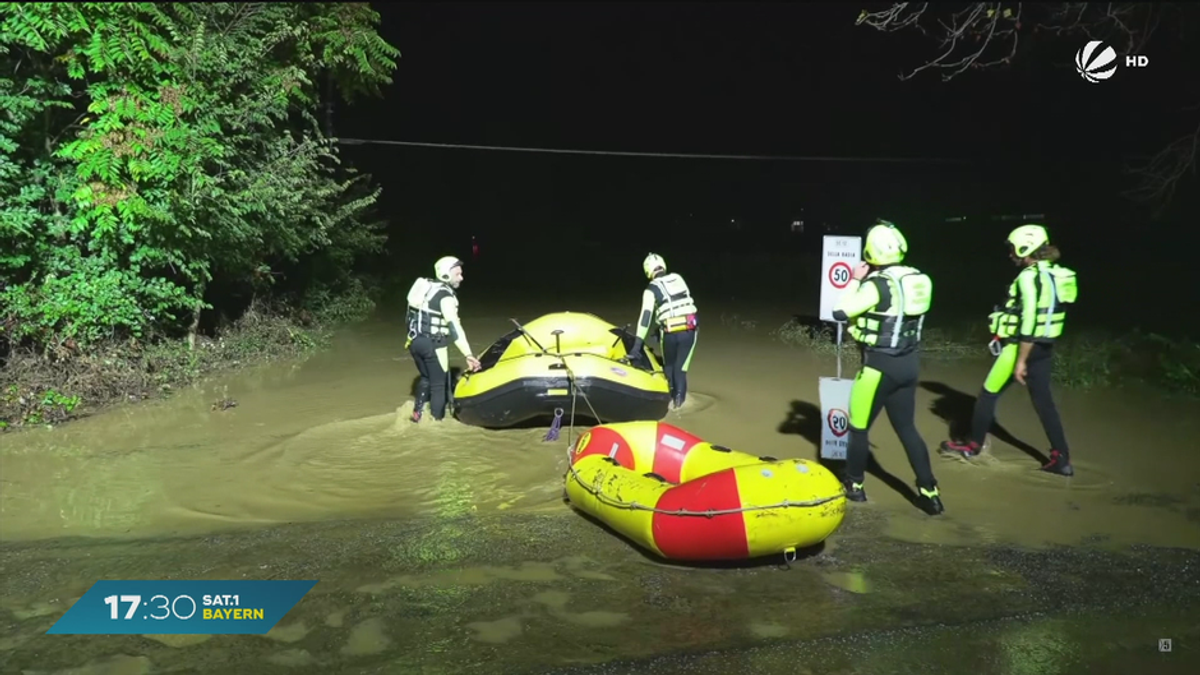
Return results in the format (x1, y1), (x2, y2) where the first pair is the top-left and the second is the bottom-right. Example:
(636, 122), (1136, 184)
(611, 324), (631, 348)
(510, 318), (548, 353)
(615, 329), (651, 372)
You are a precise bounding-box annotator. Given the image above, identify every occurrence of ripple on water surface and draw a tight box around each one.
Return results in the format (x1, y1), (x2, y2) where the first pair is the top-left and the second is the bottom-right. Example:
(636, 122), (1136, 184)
(0, 402), (573, 541)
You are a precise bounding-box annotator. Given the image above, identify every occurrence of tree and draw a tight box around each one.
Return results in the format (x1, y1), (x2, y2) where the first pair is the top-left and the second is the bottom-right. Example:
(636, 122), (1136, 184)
(0, 2), (400, 352)
(855, 2), (1199, 212)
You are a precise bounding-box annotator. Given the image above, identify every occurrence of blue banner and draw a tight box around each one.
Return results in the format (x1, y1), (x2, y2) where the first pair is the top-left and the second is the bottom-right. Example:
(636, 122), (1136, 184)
(46, 580), (318, 635)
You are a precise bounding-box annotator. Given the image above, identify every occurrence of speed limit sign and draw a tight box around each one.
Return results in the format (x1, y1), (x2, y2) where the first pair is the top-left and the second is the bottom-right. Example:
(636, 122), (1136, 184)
(828, 262), (852, 289)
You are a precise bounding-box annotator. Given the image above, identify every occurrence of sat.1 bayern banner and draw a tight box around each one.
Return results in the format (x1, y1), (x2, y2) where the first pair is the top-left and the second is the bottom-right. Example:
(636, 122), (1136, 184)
(46, 580), (318, 635)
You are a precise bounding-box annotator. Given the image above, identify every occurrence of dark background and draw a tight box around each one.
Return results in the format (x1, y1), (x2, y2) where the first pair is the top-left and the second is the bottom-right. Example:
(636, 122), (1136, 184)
(338, 2), (1197, 333)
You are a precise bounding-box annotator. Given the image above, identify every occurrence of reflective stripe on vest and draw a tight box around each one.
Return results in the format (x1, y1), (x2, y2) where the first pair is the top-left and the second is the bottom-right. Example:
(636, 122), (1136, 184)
(992, 262), (1068, 341)
(651, 273), (697, 330)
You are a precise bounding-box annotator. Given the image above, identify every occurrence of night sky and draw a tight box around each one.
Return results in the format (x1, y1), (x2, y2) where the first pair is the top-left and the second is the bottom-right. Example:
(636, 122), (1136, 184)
(336, 2), (1197, 310)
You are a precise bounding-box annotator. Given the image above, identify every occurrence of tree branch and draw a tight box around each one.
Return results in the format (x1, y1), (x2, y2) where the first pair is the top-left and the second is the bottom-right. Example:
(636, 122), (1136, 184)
(1122, 112), (1200, 214)
(857, 2), (1197, 211)
(857, 3), (1023, 81)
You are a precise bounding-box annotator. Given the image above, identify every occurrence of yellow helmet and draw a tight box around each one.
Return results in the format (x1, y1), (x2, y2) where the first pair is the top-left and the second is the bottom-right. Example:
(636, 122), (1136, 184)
(643, 253), (666, 279)
(863, 220), (908, 266)
(434, 256), (462, 281)
(1007, 224), (1049, 258)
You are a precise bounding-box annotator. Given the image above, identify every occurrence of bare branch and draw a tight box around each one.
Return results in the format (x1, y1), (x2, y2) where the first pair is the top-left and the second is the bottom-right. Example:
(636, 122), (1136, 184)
(1123, 114), (1200, 215)
(856, 3), (1163, 82)
(857, 3), (1022, 81)
(858, 2), (1198, 211)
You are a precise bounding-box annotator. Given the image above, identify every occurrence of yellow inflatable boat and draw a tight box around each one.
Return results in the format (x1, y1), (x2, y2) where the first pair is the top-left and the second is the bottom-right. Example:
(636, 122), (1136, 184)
(453, 312), (671, 428)
(564, 421), (847, 562)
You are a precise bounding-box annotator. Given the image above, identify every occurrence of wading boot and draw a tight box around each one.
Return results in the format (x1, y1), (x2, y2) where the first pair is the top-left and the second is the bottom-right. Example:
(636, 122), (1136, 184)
(673, 394), (685, 410)
(915, 484), (945, 515)
(842, 479), (867, 503)
(1040, 449), (1074, 476)
(410, 389), (429, 424)
(939, 439), (982, 459)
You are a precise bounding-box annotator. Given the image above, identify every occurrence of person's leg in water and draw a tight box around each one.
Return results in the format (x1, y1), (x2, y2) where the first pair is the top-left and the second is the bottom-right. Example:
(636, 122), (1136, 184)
(409, 336), (433, 423)
(941, 343), (1073, 474)
(428, 345), (450, 420)
(663, 330), (698, 409)
(661, 329), (678, 403)
(842, 360), (892, 502)
(1024, 344), (1073, 475)
(409, 336), (449, 422)
(883, 352), (944, 514)
(941, 342), (1017, 457)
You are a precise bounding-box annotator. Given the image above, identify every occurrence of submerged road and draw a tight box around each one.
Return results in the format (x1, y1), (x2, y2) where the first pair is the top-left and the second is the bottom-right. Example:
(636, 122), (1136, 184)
(1, 510), (1197, 674)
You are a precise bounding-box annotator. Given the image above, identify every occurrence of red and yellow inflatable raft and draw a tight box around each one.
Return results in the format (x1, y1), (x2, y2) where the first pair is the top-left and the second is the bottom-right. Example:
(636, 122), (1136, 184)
(564, 421), (847, 562)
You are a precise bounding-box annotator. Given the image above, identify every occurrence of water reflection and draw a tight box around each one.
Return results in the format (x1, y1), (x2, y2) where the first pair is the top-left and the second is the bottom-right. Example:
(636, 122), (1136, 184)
(3, 311), (1200, 555)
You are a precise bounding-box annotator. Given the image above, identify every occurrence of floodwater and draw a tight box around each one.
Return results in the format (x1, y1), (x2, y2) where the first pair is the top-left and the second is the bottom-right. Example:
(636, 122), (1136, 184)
(2, 300), (1199, 674)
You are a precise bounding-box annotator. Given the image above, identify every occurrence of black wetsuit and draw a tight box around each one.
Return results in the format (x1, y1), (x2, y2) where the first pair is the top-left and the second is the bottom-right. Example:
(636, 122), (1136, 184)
(846, 347), (937, 492)
(970, 343), (1069, 453)
(661, 330), (697, 404)
(409, 334), (450, 420)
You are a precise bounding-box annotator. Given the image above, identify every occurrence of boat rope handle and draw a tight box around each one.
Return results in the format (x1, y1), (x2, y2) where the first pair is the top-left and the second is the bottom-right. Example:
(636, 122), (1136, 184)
(552, 356), (603, 448)
(543, 408), (565, 442)
(561, 448), (845, 515)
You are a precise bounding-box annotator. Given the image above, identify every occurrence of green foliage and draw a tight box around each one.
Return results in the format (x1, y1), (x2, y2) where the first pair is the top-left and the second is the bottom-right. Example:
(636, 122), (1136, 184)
(0, 289), (365, 428)
(0, 2), (400, 351)
(2, 383), (80, 427)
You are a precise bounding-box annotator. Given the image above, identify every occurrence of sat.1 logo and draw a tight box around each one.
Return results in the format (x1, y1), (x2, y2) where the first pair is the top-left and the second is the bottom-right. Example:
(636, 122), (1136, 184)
(1074, 40), (1149, 84)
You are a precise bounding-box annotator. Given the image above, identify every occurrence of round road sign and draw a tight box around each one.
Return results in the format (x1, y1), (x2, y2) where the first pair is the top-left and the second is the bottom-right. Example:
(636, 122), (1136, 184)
(827, 408), (849, 437)
(828, 262), (852, 289)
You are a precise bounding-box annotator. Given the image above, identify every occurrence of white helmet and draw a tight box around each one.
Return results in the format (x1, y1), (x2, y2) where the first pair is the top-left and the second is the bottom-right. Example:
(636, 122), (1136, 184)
(642, 253), (666, 279)
(434, 256), (462, 281)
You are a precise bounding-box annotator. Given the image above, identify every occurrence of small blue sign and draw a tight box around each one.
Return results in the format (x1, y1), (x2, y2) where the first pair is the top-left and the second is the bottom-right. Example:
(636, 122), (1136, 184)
(46, 580), (317, 635)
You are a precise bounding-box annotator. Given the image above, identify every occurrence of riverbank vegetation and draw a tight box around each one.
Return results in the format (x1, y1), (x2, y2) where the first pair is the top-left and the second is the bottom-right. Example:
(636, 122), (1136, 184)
(770, 318), (1200, 397)
(0, 3), (401, 430)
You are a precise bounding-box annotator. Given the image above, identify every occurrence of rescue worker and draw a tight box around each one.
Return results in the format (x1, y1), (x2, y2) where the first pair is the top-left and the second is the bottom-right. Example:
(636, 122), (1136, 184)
(832, 220), (944, 515)
(940, 224), (1077, 476)
(404, 256), (481, 423)
(630, 253), (698, 410)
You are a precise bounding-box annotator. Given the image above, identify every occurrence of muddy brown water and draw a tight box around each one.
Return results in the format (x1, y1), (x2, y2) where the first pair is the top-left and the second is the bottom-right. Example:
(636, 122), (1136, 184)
(2, 301), (1199, 673)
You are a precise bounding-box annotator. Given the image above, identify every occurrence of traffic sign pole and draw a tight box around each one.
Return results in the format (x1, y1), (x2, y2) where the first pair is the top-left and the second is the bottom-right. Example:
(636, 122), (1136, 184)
(818, 235), (862, 461)
(836, 322), (843, 380)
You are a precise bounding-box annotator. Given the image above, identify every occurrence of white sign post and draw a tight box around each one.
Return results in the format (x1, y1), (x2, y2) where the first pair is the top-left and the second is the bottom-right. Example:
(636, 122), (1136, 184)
(818, 376), (855, 460)
(817, 235), (862, 460)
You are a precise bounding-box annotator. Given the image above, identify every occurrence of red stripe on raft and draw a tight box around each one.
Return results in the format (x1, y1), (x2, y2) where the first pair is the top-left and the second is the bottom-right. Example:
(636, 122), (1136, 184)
(651, 468), (749, 560)
(571, 426), (636, 470)
(651, 423), (704, 484)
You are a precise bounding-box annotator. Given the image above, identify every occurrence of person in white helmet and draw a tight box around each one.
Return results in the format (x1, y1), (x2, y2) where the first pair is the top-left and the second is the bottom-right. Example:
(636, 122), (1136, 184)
(404, 256), (481, 422)
(630, 253), (699, 409)
(831, 220), (943, 516)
